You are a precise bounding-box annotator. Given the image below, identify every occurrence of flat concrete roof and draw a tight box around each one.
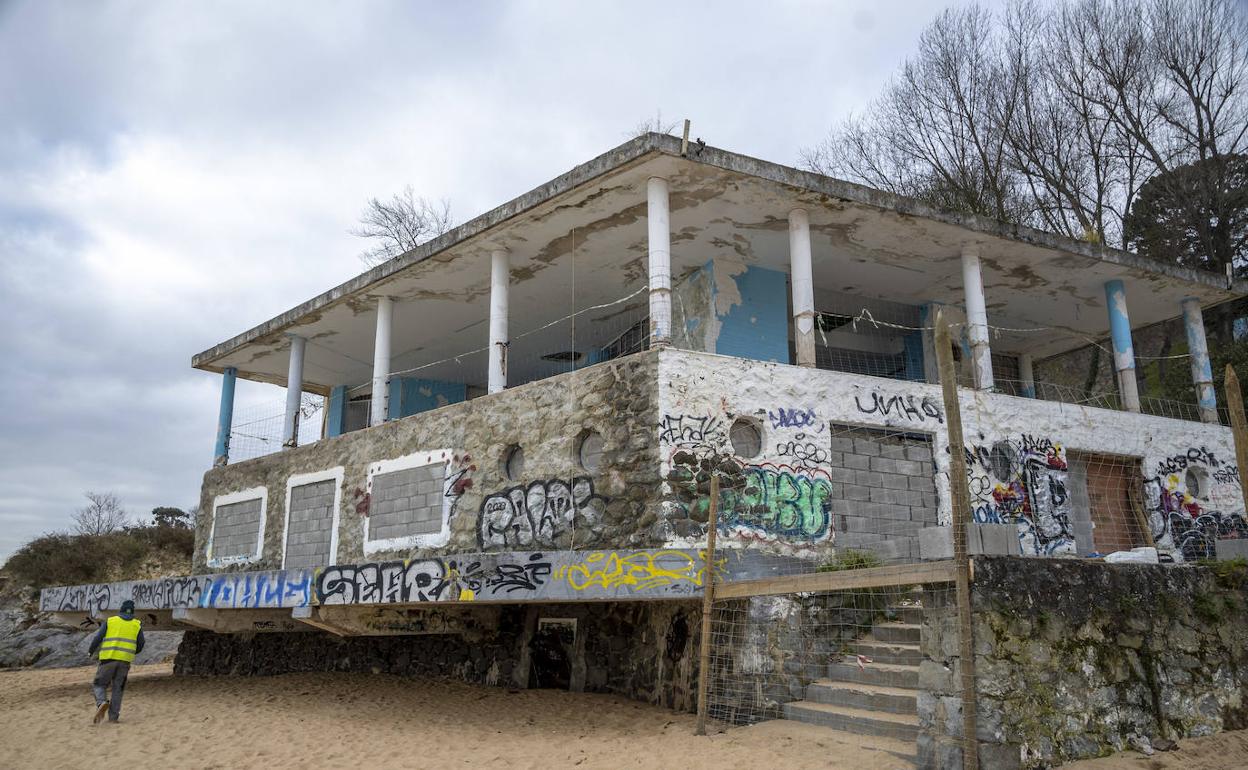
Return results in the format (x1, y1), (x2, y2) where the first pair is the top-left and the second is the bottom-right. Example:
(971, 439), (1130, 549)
(192, 133), (1246, 388)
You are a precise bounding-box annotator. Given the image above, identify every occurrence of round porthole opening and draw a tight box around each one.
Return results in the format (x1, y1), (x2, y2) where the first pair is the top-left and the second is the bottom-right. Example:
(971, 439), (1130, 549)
(577, 430), (605, 473)
(502, 445), (525, 481)
(729, 418), (762, 459)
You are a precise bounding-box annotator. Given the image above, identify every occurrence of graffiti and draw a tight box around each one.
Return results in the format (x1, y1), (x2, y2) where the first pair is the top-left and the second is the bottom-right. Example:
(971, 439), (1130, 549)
(774, 436), (830, 468)
(963, 436), (1073, 556)
(853, 392), (944, 424)
(555, 550), (723, 593)
(692, 463), (833, 542)
(482, 553), (553, 595)
(131, 577), (205, 609)
(198, 570), (313, 609)
(1145, 445), (1246, 560)
(768, 407), (817, 430)
(446, 454), (476, 497)
(658, 414), (726, 448)
(1155, 446), (1220, 476)
(315, 554), (556, 604)
(46, 583), (112, 614)
(478, 477), (607, 549)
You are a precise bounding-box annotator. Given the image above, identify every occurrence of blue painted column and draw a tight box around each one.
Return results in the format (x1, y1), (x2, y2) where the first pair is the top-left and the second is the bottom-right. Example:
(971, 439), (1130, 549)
(1182, 298), (1218, 423)
(1104, 280), (1141, 412)
(327, 385), (347, 438)
(213, 367), (237, 467)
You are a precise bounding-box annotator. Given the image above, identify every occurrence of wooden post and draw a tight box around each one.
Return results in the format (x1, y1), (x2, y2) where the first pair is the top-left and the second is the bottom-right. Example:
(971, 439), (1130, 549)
(935, 310), (980, 770)
(1225, 365), (1248, 518)
(694, 473), (721, 736)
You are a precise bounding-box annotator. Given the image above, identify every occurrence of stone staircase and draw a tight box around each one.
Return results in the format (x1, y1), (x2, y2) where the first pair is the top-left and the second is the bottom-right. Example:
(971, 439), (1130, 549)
(782, 603), (924, 765)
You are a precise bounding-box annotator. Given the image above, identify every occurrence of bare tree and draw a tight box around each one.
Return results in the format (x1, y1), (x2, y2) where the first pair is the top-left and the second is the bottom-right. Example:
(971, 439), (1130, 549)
(803, 0), (1248, 267)
(74, 492), (129, 536)
(629, 109), (679, 138)
(351, 186), (452, 267)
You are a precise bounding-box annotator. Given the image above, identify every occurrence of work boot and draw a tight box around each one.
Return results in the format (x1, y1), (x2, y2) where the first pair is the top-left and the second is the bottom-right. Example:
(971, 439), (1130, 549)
(93, 701), (109, 724)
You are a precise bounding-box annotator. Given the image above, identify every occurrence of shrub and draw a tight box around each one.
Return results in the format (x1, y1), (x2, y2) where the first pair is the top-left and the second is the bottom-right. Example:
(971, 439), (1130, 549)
(2, 524), (193, 590)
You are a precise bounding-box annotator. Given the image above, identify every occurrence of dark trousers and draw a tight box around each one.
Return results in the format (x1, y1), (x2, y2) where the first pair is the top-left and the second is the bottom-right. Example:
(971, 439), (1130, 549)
(92, 660), (130, 721)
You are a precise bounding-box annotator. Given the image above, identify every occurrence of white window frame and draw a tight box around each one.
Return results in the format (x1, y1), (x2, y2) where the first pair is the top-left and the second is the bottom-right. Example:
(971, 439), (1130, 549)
(206, 486), (268, 568)
(363, 448), (454, 555)
(281, 467), (345, 569)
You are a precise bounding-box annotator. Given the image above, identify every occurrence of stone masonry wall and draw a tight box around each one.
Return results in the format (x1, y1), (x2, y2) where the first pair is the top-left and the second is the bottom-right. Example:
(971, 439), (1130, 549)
(196, 351), (661, 572)
(174, 600), (701, 712)
(920, 556), (1248, 769)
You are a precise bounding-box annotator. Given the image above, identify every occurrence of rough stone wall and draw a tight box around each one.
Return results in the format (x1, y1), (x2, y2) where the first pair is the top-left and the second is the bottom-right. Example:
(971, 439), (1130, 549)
(173, 600), (701, 711)
(920, 557), (1248, 769)
(197, 351), (662, 572)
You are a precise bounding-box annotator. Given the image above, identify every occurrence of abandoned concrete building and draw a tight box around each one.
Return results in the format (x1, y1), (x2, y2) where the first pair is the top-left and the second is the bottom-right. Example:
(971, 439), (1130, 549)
(43, 134), (1248, 768)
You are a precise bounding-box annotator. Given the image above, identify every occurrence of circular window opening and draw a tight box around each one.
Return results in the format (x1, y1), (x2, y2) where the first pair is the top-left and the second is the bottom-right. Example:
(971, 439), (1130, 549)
(1185, 466), (1209, 499)
(729, 418), (762, 459)
(577, 430), (605, 473)
(502, 445), (525, 481)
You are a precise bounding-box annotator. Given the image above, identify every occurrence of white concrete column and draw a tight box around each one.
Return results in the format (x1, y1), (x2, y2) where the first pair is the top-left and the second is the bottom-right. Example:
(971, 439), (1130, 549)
(282, 335), (306, 448)
(788, 208), (816, 367)
(1018, 353), (1036, 398)
(647, 176), (672, 346)
(370, 296), (393, 427)
(1182, 297), (1219, 423)
(1103, 280), (1141, 413)
(961, 246), (994, 390)
(488, 249), (510, 394)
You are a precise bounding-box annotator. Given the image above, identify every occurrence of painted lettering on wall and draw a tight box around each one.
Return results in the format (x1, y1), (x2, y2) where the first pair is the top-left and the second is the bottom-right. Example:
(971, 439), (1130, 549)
(477, 477), (607, 549)
(853, 391), (944, 424)
(658, 414), (726, 449)
(768, 407), (817, 430)
(963, 435), (1073, 556)
(1145, 446), (1247, 561)
(554, 549), (722, 594)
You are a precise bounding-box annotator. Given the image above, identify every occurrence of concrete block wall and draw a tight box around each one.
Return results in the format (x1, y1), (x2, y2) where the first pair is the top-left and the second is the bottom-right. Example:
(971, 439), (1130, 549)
(828, 426), (938, 562)
(368, 463), (445, 541)
(211, 498), (263, 560)
(285, 480), (336, 569)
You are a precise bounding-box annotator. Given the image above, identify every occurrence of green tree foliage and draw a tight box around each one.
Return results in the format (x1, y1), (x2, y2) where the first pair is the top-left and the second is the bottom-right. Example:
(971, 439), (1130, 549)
(151, 506), (191, 529)
(2, 523), (193, 591)
(1125, 155), (1248, 277)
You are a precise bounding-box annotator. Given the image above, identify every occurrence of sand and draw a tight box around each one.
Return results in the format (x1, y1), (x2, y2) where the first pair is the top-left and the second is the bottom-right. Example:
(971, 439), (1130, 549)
(0, 663), (916, 769)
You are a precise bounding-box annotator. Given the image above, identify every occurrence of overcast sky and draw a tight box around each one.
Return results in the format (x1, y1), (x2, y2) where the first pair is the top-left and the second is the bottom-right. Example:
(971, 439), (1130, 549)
(0, 0), (954, 562)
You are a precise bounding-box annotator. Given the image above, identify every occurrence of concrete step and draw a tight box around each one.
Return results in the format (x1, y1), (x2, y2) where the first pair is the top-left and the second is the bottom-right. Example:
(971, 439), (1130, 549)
(827, 660), (920, 689)
(884, 606), (924, 625)
(805, 680), (918, 715)
(783, 700), (921, 743)
(844, 639), (924, 666)
(872, 622), (921, 645)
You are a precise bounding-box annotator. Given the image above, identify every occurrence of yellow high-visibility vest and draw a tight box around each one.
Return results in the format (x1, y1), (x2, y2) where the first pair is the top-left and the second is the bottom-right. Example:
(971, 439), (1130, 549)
(98, 616), (141, 663)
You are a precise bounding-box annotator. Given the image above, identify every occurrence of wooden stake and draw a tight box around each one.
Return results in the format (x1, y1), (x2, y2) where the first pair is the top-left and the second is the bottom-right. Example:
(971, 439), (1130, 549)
(935, 310), (980, 770)
(1225, 365), (1248, 519)
(681, 119), (691, 156)
(694, 473), (720, 736)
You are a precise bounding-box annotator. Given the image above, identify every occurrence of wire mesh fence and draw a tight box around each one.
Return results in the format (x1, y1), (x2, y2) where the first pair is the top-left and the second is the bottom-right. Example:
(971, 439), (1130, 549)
(228, 393), (325, 462)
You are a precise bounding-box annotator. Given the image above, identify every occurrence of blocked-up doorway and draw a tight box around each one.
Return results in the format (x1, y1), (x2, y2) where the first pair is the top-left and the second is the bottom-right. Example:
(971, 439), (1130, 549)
(1068, 451), (1149, 555)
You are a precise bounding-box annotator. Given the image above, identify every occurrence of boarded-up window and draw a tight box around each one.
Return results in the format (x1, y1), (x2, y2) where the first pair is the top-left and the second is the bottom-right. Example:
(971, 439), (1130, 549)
(368, 462), (446, 542)
(285, 480), (336, 568)
(213, 497), (263, 560)
(1068, 452), (1148, 554)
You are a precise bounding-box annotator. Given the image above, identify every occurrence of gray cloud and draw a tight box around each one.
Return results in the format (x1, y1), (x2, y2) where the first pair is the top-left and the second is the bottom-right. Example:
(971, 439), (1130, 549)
(0, 0), (947, 561)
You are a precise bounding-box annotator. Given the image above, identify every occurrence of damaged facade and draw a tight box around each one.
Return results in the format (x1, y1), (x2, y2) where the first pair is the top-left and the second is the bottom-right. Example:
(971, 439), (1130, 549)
(43, 134), (1248, 767)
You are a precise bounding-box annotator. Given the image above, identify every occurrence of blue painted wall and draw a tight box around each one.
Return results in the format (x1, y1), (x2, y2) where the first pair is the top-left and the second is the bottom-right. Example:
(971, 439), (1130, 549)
(713, 264), (790, 363)
(388, 377), (467, 419)
(327, 385), (347, 438)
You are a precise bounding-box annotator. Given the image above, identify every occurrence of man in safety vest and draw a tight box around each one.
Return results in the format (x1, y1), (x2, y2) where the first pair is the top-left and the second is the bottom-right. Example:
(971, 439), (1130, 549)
(88, 599), (145, 724)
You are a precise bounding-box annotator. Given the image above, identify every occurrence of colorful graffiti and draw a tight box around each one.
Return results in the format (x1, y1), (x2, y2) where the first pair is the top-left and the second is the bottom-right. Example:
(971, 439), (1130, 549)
(1145, 446), (1247, 561)
(964, 435), (1073, 556)
(554, 549), (723, 593)
(698, 463), (832, 543)
(478, 477), (607, 549)
(40, 569), (316, 613)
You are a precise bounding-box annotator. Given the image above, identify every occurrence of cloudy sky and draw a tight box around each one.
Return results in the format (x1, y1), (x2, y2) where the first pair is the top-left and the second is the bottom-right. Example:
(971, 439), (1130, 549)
(0, 0), (953, 561)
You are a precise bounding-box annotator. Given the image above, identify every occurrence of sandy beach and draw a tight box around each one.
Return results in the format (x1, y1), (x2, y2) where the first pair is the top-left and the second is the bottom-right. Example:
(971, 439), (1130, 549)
(0, 663), (917, 769)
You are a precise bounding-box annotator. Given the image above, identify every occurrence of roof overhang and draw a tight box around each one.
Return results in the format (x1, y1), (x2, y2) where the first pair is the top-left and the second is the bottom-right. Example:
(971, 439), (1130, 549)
(192, 133), (1246, 389)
